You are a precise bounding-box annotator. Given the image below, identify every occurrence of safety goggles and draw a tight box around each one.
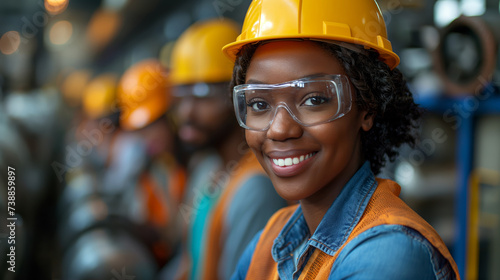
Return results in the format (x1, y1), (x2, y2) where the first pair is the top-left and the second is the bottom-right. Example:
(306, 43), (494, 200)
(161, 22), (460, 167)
(233, 75), (352, 131)
(173, 82), (230, 98)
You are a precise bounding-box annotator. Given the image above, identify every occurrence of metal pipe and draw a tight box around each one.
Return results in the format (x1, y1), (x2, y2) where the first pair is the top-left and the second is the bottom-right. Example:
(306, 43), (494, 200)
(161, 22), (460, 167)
(433, 13), (500, 96)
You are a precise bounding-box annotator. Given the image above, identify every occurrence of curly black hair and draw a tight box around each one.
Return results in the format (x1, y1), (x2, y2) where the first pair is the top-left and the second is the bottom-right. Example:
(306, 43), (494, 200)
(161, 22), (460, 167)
(230, 41), (422, 174)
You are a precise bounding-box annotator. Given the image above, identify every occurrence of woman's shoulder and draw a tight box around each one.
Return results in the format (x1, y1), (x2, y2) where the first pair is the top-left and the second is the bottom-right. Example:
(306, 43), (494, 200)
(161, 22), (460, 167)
(332, 224), (457, 279)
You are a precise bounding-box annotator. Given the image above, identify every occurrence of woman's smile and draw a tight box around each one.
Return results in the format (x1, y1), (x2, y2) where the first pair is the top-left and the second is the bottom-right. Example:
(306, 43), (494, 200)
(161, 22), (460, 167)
(267, 151), (318, 177)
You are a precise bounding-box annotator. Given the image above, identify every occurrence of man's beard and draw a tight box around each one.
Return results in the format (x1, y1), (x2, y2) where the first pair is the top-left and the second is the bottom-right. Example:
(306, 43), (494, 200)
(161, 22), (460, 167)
(178, 116), (240, 156)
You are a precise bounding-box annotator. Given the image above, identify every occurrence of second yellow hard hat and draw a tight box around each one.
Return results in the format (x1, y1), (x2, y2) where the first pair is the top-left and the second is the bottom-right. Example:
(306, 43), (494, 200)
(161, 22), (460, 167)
(170, 18), (241, 85)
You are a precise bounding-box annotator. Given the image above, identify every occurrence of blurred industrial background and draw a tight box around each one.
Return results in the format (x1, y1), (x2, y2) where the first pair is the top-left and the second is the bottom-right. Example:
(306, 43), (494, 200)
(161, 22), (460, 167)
(0, 0), (499, 279)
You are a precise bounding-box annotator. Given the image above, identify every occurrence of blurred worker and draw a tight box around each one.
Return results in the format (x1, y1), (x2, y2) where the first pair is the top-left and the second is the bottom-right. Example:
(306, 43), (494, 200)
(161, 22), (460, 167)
(162, 18), (288, 280)
(62, 70), (142, 193)
(59, 68), (93, 111)
(57, 61), (184, 279)
(79, 73), (121, 170)
(52, 71), (121, 183)
(116, 58), (187, 267)
(56, 71), (137, 279)
(59, 68), (93, 135)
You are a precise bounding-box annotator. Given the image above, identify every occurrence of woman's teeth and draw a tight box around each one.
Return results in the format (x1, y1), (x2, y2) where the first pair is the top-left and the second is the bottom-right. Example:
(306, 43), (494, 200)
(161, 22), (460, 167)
(272, 152), (315, 167)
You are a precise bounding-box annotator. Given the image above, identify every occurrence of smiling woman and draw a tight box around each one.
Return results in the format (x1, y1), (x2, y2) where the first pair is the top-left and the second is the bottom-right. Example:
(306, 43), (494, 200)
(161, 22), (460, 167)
(241, 41), (369, 206)
(223, 0), (461, 279)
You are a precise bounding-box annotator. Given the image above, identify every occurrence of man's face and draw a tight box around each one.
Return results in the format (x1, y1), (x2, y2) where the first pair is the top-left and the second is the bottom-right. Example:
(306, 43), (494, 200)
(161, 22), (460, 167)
(173, 84), (236, 150)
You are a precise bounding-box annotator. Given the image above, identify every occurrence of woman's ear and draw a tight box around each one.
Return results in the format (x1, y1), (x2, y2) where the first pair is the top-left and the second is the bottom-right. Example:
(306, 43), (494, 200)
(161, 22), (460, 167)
(360, 111), (375, 132)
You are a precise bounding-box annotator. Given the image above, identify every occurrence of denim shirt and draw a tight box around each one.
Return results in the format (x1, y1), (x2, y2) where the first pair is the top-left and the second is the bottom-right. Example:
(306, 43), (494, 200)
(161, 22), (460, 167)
(232, 161), (456, 280)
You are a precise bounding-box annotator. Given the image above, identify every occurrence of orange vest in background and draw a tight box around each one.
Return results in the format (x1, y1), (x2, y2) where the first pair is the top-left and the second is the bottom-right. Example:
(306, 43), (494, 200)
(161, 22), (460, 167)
(140, 153), (187, 264)
(141, 154), (187, 228)
(201, 152), (267, 280)
(245, 178), (461, 280)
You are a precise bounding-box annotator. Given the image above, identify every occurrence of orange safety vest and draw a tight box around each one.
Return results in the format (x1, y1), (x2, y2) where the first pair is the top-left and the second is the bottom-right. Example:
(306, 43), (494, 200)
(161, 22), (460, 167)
(140, 153), (187, 264)
(201, 151), (267, 280)
(245, 178), (461, 280)
(141, 153), (187, 228)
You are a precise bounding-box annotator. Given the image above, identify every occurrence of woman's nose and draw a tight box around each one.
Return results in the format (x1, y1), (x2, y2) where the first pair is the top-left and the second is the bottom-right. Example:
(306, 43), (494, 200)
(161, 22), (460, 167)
(266, 106), (303, 141)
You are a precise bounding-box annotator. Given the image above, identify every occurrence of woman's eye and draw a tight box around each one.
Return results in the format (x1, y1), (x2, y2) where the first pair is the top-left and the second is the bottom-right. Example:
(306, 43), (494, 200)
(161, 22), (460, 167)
(248, 101), (270, 111)
(304, 95), (329, 106)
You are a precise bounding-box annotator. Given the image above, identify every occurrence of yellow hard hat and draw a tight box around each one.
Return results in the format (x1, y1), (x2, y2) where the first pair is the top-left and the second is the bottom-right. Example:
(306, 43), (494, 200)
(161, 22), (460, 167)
(61, 69), (92, 108)
(82, 73), (118, 119)
(117, 59), (171, 131)
(171, 18), (240, 85)
(222, 0), (400, 69)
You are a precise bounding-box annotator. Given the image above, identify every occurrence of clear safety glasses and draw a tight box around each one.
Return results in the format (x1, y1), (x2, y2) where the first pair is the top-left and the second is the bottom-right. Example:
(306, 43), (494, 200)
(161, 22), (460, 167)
(233, 75), (352, 131)
(173, 82), (230, 98)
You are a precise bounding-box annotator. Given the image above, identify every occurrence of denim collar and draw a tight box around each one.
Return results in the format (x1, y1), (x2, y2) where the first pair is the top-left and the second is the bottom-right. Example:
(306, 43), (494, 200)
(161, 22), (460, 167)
(271, 161), (377, 261)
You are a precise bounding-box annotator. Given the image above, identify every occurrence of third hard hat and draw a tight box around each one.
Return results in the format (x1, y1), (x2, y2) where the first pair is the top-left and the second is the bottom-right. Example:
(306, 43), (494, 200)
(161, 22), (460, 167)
(117, 59), (171, 131)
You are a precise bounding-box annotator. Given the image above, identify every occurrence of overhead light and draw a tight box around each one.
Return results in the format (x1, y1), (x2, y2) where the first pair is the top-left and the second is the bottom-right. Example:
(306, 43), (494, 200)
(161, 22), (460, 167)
(0, 31), (21, 55)
(49, 20), (73, 45)
(45, 0), (69, 15)
(395, 161), (418, 192)
(434, 0), (460, 28)
(86, 9), (122, 51)
(461, 0), (486, 16)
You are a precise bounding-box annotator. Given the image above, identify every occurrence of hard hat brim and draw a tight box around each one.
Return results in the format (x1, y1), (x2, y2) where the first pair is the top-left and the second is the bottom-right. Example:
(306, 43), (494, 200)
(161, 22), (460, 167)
(222, 35), (400, 70)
